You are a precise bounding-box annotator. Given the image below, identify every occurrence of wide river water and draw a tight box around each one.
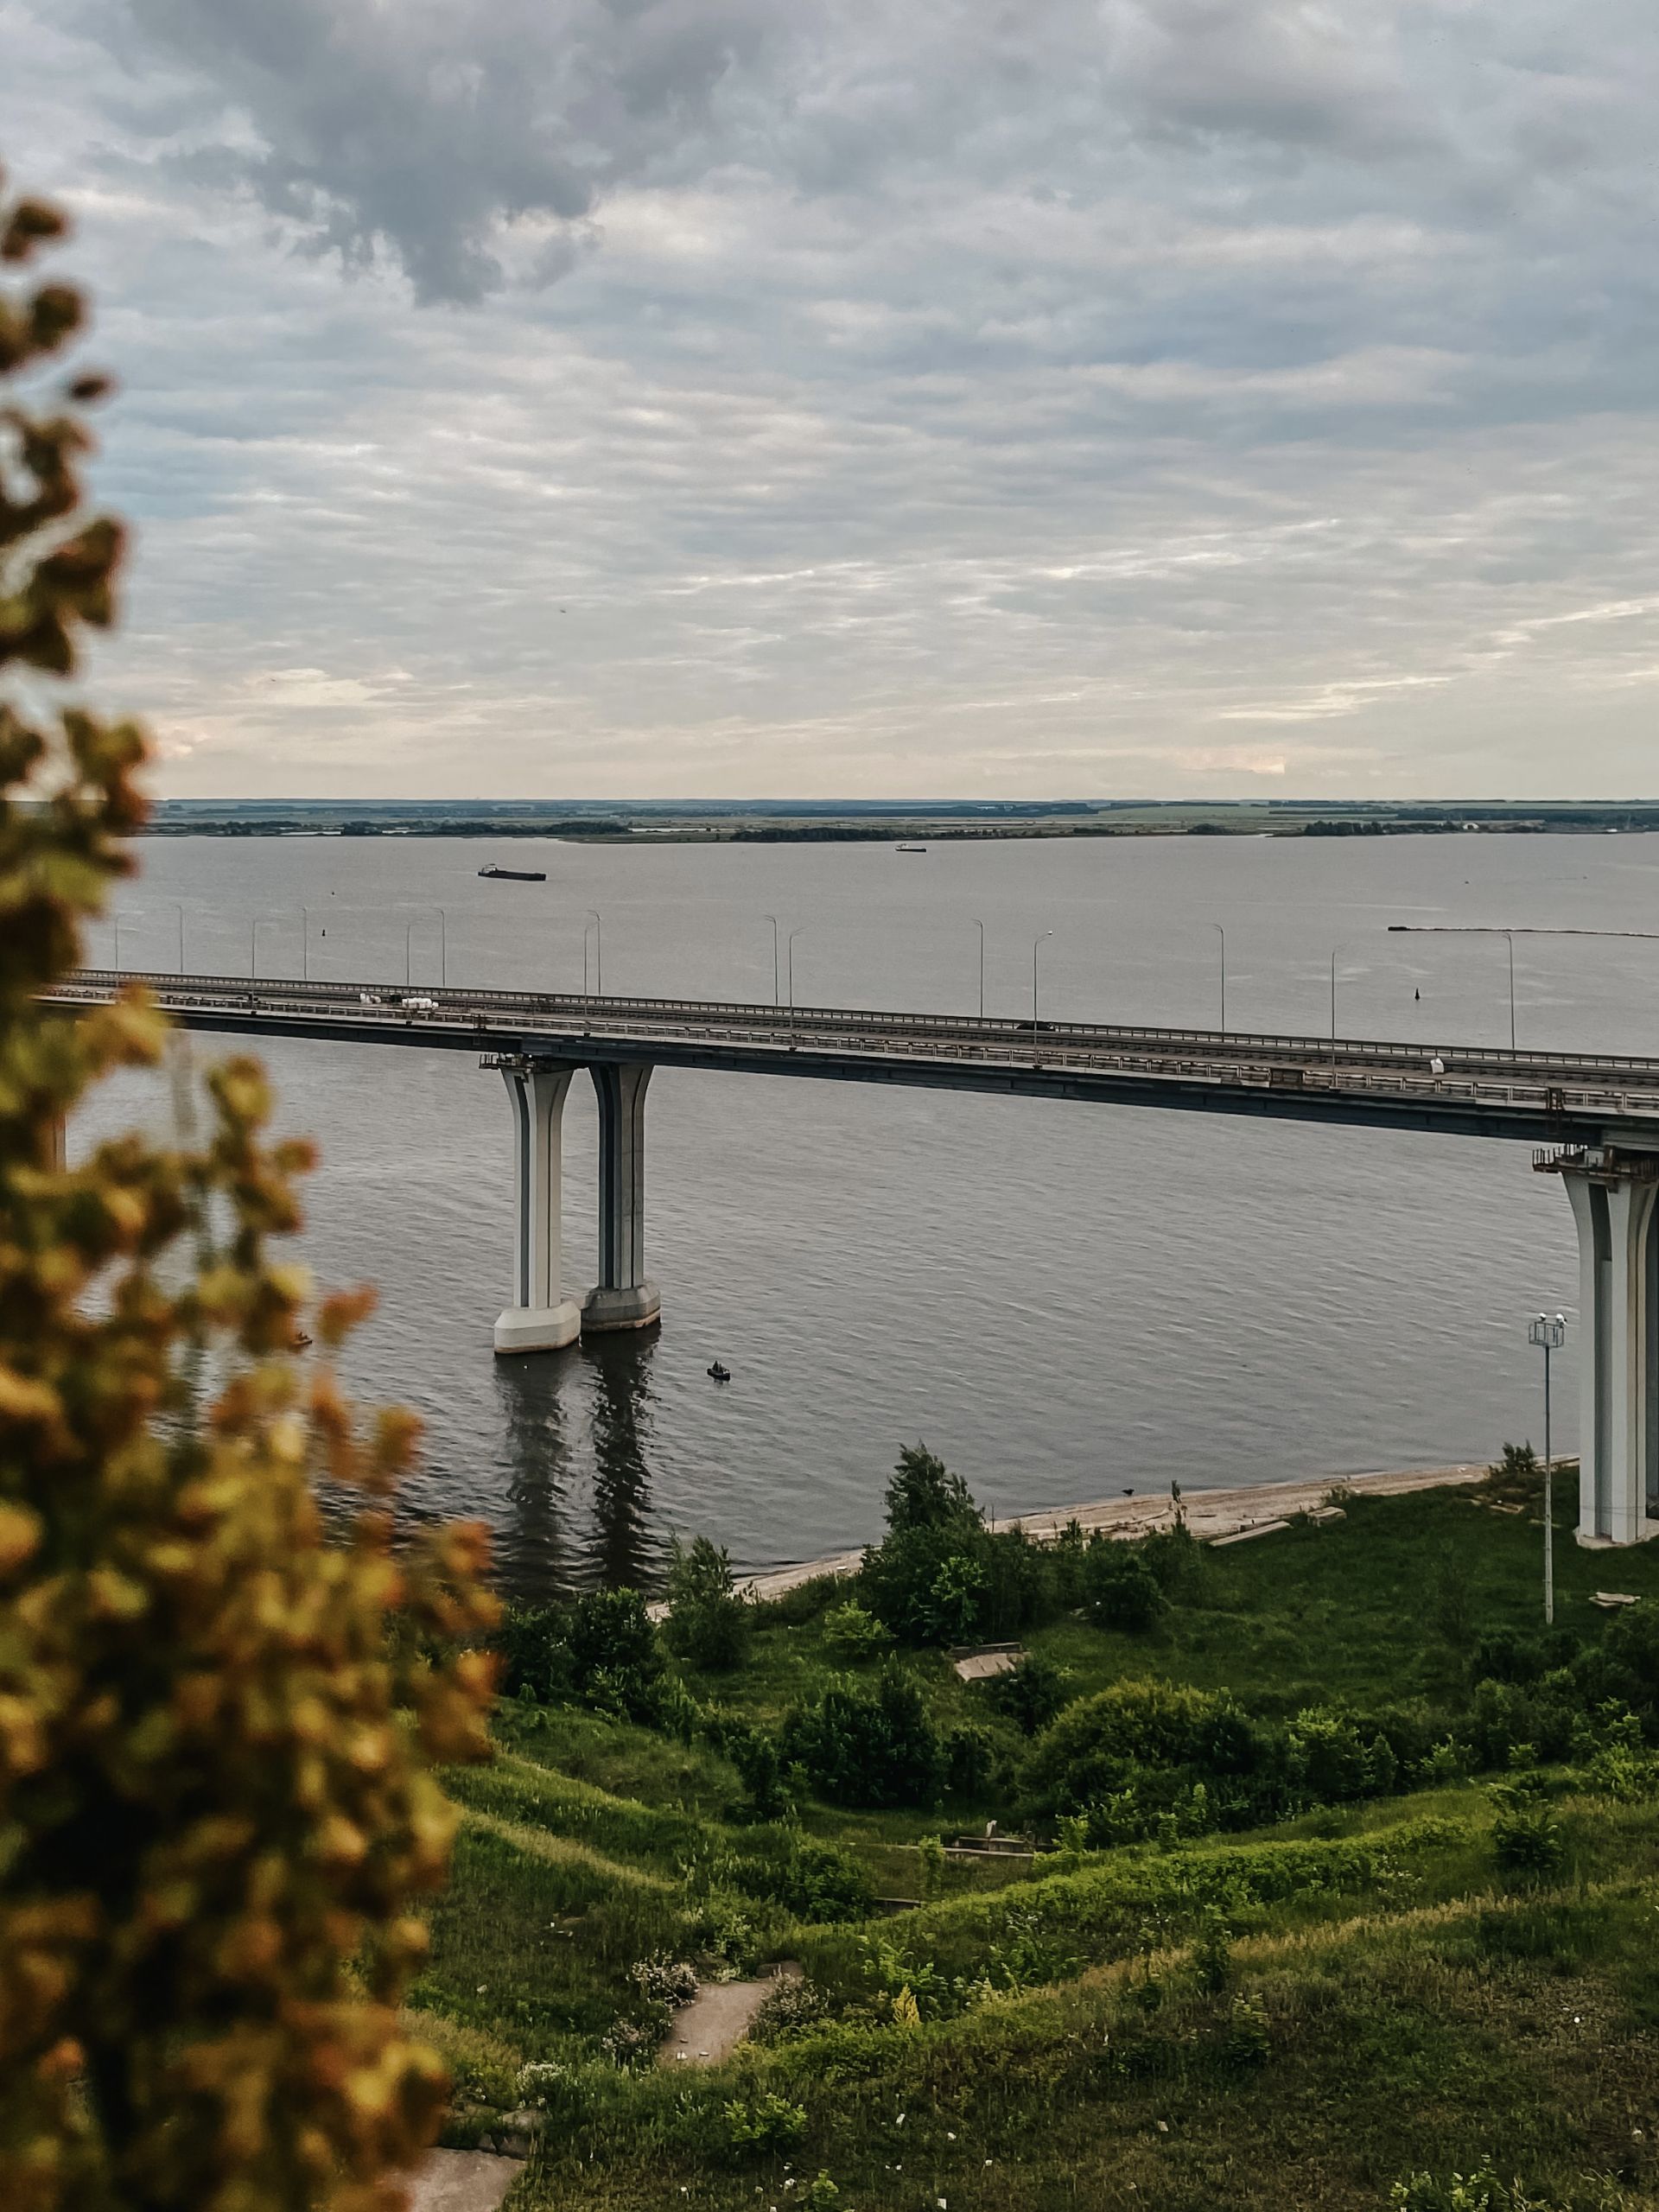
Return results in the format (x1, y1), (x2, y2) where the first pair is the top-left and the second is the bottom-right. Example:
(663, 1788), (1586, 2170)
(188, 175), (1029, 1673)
(78, 830), (1659, 1596)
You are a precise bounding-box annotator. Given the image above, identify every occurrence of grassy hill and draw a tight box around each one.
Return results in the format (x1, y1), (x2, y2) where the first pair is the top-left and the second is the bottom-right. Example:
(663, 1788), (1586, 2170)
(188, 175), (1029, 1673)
(407, 1469), (1659, 2211)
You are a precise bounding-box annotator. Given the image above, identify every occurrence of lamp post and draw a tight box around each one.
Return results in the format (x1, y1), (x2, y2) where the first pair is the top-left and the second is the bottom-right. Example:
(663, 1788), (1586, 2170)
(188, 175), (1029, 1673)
(1032, 930), (1052, 1052)
(585, 911), (603, 998)
(251, 918), (273, 981)
(1529, 1313), (1565, 1625)
(787, 927), (804, 1013)
(765, 914), (779, 1007)
(113, 915), (129, 972)
(972, 918), (985, 1021)
(1212, 923), (1226, 1033)
(301, 906), (310, 983)
(1503, 930), (1516, 1052)
(404, 919), (416, 988)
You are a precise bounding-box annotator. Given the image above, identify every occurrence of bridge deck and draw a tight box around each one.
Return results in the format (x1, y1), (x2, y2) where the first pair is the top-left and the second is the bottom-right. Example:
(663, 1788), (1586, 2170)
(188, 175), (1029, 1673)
(45, 969), (1659, 1147)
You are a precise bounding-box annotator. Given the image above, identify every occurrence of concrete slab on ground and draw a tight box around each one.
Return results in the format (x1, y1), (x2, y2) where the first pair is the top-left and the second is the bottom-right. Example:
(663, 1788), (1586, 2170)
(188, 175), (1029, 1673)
(401, 2149), (522, 2212)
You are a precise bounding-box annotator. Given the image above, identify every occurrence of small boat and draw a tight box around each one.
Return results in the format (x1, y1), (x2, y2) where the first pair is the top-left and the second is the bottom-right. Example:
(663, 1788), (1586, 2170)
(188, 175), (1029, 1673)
(896, 843), (928, 855)
(707, 1361), (731, 1382)
(478, 865), (547, 882)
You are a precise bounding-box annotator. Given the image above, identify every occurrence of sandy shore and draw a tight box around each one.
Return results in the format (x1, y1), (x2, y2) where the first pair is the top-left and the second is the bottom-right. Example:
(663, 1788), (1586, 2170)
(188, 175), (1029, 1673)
(741, 1461), (1496, 1605)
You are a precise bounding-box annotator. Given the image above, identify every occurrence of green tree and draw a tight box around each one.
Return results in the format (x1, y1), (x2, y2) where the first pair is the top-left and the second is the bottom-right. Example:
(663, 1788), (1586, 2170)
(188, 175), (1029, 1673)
(882, 1442), (980, 1535)
(662, 1534), (750, 1672)
(0, 175), (497, 2211)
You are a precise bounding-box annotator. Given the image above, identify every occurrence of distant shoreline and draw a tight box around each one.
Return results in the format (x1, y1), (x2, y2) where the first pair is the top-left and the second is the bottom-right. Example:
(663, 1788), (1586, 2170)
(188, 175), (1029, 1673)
(128, 800), (1659, 844)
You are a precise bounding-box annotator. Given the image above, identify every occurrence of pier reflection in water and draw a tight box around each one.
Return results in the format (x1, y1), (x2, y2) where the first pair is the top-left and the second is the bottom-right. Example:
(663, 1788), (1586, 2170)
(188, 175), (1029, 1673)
(493, 1334), (668, 1601)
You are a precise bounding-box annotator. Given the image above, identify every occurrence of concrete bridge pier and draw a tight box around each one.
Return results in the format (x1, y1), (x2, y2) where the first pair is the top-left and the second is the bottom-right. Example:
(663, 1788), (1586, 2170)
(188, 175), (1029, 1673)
(493, 1060), (583, 1355)
(1552, 1152), (1659, 1546)
(582, 1062), (660, 1332)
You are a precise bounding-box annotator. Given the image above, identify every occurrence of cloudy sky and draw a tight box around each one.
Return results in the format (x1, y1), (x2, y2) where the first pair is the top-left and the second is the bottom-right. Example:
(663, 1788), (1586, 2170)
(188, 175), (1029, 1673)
(7, 0), (1659, 798)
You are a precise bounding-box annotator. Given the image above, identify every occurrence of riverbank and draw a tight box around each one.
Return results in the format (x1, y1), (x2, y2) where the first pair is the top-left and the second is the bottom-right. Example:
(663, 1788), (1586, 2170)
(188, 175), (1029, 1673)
(741, 1459), (1500, 1600)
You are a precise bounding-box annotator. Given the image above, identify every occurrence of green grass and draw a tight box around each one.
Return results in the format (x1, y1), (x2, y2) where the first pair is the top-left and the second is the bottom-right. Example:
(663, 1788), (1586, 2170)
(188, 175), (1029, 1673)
(416, 1474), (1659, 2208)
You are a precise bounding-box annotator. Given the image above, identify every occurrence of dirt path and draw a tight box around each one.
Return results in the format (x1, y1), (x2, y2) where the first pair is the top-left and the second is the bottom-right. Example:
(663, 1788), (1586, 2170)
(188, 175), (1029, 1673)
(741, 1461), (1497, 1603)
(659, 1965), (801, 2068)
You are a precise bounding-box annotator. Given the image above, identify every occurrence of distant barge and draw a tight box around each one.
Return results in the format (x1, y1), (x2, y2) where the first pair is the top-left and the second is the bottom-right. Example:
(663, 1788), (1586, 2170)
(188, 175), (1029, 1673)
(478, 864), (547, 881)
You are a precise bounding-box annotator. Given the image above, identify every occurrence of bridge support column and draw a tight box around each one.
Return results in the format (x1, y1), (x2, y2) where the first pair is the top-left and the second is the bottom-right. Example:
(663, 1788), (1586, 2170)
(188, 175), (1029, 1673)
(1558, 1157), (1659, 1546)
(494, 1061), (582, 1356)
(582, 1062), (660, 1332)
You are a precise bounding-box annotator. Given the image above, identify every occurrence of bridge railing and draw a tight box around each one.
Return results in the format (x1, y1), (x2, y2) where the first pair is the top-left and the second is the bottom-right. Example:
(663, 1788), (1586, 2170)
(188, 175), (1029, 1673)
(57, 969), (1659, 1082)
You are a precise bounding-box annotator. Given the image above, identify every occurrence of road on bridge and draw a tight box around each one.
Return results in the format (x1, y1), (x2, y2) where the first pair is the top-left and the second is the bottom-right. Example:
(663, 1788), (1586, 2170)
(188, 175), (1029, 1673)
(46, 969), (1659, 1148)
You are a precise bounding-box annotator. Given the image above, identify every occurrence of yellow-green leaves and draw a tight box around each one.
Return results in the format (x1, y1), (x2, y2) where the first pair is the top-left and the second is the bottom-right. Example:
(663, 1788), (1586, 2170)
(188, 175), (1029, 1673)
(0, 168), (498, 2212)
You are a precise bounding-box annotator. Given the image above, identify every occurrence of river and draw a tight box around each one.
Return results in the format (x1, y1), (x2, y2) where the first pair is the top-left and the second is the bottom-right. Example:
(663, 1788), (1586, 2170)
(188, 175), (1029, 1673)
(76, 828), (1659, 1596)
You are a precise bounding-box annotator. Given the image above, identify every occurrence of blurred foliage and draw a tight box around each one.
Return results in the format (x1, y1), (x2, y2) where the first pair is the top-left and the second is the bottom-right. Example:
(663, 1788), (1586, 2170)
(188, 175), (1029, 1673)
(0, 168), (498, 2211)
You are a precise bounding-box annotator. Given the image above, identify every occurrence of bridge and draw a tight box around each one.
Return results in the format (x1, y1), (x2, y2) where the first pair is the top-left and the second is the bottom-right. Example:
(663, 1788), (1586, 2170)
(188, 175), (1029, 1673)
(48, 967), (1659, 1552)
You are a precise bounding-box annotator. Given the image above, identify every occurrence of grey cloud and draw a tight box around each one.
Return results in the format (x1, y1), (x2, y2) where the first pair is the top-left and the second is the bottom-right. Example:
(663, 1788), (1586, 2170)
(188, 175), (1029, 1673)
(116, 0), (789, 300)
(7, 0), (1659, 798)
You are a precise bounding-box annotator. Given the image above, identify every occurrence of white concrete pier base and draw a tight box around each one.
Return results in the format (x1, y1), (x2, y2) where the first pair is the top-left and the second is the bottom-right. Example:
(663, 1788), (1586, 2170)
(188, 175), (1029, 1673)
(494, 1301), (582, 1354)
(1556, 1157), (1659, 1547)
(494, 1059), (581, 1358)
(583, 1061), (661, 1334)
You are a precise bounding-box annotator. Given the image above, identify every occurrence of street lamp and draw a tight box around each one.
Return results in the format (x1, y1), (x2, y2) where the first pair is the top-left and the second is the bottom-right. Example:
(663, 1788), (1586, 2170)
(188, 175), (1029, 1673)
(972, 918), (985, 1021)
(169, 902), (185, 975)
(113, 914), (129, 972)
(1503, 930), (1516, 1052)
(251, 918), (274, 981)
(787, 927), (804, 1012)
(1212, 924), (1226, 1034)
(1032, 930), (1052, 1052)
(765, 914), (779, 1007)
(585, 910), (603, 998)
(301, 906), (311, 983)
(1529, 1313), (1566, 1625)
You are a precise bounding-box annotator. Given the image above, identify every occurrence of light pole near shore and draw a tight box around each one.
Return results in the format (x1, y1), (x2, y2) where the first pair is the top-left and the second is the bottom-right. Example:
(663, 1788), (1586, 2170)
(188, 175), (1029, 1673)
(972, 918), (985, 1021)
(1529, 1312), (1565, 1625)
(765, 914), (779, 1007)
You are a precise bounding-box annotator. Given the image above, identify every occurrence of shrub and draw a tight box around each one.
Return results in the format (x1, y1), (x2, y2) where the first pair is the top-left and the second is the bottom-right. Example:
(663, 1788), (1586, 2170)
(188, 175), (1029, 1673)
(723, 2093), (808, 2158)
(944, 1719), (999, 1797)
(724, 1724), (793, 1822)
(720, 1833), (874, 1921)
(1192, 1907), (1233, 1994)
(822, 1599), (893, 1661)
(1491, 1792), (1566, 1883)
(630, 1954), (698, 2009)
(1081, 1541), (1167, 1632)
(0, 181), (498, 2211)
(779, 1668), (945, 1808)
(496, 1588), (664, 1722)
(599, 2019), (658, 2072)
(749, 1975), (831, 2044)
(1023, 1681), (1262, 1817)
(663, 1534), (751, 1671)
(1288, 1707), (1375, 1802)
(986, 1650), (1071, 1735)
